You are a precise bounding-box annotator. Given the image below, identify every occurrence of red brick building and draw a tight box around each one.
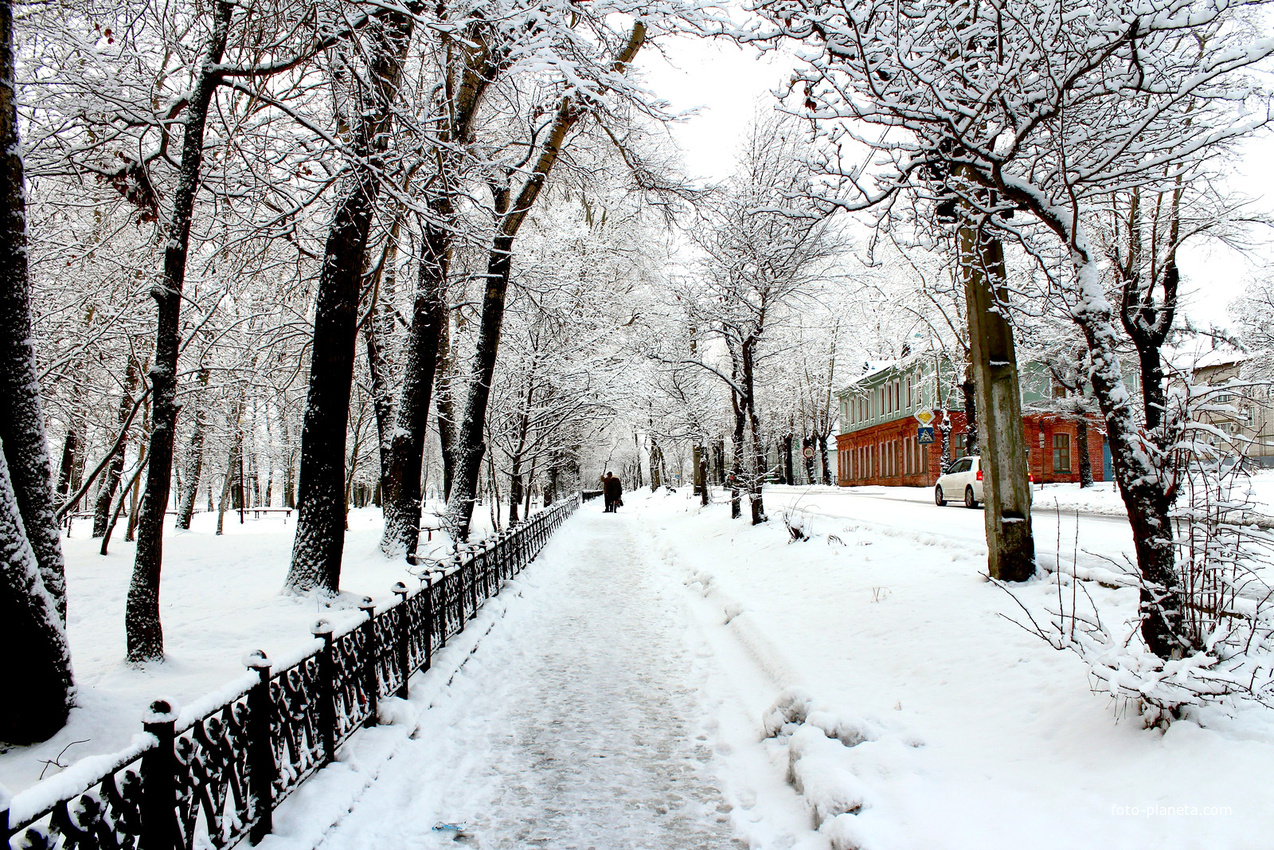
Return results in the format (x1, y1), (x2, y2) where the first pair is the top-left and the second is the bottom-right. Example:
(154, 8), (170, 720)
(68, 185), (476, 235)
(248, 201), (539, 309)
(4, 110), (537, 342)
(835, 410), (1105, 487)
(834, 356), (1105, 488)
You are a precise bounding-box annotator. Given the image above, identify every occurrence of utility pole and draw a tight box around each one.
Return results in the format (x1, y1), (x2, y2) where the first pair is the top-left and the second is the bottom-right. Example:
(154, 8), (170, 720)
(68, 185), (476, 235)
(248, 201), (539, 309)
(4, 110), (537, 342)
(957, 179), (1035, 581)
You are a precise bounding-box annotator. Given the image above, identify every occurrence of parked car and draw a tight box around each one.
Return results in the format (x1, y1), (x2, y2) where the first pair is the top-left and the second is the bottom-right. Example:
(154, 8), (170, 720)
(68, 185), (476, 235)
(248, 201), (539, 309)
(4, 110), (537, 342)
(935, 455), (1032, 508)
(935, 456), (983, 508)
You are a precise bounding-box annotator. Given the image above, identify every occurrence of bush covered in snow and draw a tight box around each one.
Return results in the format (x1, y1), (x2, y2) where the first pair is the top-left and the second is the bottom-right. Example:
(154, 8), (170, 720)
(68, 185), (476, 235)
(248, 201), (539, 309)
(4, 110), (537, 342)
(1005, 456), (1274, 726)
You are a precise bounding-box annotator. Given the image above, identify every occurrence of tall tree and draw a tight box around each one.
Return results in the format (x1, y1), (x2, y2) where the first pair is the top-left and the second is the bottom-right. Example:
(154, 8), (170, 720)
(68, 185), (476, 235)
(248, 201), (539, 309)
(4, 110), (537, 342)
(286, 9), (416, 593)
(125, 0), (234, 660)
(684, 115), (840, 524)
(375, 12), (515, 558)
(445, 20), (649, 540)
(0, 0), (73, 742)
(0, 0), (66, 625)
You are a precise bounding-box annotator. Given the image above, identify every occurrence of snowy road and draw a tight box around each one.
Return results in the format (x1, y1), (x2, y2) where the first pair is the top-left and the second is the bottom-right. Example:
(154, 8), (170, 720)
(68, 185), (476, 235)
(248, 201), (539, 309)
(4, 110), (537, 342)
(265, 503), (747, 850)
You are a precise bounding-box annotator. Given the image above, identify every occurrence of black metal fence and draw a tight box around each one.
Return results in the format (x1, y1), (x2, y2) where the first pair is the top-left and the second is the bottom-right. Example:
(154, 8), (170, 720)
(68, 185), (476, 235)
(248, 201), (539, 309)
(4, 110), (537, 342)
(3, 496), (580, 850)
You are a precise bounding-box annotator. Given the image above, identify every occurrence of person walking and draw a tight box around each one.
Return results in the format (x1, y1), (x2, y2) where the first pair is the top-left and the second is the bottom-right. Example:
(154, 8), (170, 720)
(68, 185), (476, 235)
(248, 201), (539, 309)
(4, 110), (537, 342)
(603, 472), (623, 513)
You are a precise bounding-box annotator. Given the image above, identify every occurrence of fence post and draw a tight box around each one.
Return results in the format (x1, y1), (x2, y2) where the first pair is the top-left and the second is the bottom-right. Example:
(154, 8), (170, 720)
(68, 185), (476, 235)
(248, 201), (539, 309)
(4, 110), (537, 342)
(490, 533), (502, 590)
(482, 538), (495, 604)
(470, 543), (482, 613)
(2, 784), (13, 848)
(312, 620), (337, 765)
(392, 582), (410, 699)
(359, 598), (379, 728)
(422, 574), (435, 671)
(499, 531), (510, 584)
(139, 699), (180, 850)
(245, 651), (274, 845)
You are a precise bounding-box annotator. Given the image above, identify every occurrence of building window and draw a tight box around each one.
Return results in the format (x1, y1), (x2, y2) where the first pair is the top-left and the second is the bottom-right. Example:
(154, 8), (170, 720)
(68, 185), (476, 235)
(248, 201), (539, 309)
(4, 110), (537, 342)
(1053, 433), (1072, 472)
(953, 432), (966, 458)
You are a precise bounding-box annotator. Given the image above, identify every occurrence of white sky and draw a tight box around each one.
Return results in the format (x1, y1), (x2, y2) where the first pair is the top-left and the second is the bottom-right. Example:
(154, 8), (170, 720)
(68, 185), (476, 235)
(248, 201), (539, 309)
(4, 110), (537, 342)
(637, 37), (1274, 333)
(639, 36), (797, 183)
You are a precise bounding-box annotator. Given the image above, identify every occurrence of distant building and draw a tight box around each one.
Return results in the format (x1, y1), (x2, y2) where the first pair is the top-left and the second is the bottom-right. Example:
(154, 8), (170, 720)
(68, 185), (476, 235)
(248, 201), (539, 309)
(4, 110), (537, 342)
(1190, 349), (1274, 468)
(834, 353), (1105, 487)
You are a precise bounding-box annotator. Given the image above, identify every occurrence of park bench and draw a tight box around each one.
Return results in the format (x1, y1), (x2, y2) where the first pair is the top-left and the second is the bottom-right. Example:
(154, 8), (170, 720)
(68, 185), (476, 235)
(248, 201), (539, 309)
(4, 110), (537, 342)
(245, 507), (293, 521)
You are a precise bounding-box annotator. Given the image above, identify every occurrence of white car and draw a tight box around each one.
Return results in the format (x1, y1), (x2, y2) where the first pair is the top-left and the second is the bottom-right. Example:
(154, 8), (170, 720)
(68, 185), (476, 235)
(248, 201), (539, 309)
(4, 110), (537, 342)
(935, 456), (983, 508)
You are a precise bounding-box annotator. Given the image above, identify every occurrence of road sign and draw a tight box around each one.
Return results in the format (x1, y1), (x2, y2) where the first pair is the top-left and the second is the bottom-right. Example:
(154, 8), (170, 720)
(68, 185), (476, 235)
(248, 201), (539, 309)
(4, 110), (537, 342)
(917, 426), (935, 444)
(802, 446), (816, 459)
(914, 409), (936, 426)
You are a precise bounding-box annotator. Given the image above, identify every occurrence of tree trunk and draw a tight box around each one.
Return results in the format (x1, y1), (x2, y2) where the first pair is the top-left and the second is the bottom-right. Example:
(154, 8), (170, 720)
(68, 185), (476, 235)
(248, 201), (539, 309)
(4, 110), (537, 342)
(282, 412), (296, 509)
(1066, 264), (1183, 657)
(124, 430), (148, 543)
(748, 415), (766, 524)
(216, 431), (242, 536)
(1137, 346), (1167, 434)
(961, 374), (978, 458)
(960, 213), (1034, 582)
(94, 357), (140, 537)
(649, 438), (663, 491)
(509, 464), (523, 525)
(818, 431), (833, 486)
(174, 364), (209, 530)
(379, 209), (448, 557)
(126, 0), (232, 662)
(0, 447), (74, 743)
(286, 10), (415, 594)
(56, 422), (81, 512)
(436, 315), (457, 502)
(743, 339), (766, 525)
(938, 414), (953, 470)
(363, 215), (403, 490)
(783, 432), (795, 485)
(446, 231), (514, 540)
(1077, 415), (1094, 488)
(524, 454), (537, 518)
(506, 399), (533, 525)
(730, 392), (746, 519)
(0, 0), (72, 740)
(100, 454), (145, 556)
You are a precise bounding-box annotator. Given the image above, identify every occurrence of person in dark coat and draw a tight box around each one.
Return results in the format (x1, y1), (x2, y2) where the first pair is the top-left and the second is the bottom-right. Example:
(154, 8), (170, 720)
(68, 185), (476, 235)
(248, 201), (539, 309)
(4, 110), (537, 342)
(603, 472), (623, 512)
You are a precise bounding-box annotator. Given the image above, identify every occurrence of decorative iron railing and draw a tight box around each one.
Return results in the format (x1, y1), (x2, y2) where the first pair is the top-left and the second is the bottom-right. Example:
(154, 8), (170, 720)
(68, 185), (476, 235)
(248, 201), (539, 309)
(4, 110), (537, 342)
(3, 495), (580, 850)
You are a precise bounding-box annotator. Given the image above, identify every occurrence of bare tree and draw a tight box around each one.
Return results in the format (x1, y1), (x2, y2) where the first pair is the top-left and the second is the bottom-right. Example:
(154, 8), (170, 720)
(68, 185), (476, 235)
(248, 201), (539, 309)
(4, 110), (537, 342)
(683, 114), (841, 523)
(444, 20), (650, 540)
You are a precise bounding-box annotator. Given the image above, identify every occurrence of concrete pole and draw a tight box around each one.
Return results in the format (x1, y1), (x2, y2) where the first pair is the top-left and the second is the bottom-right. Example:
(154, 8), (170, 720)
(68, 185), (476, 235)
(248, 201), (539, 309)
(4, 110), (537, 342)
(959, 209), (1035, 581)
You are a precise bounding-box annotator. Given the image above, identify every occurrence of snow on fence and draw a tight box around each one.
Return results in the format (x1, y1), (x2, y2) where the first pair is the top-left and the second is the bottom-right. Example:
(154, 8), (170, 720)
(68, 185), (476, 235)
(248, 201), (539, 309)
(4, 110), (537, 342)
(3, 495), (581, 850)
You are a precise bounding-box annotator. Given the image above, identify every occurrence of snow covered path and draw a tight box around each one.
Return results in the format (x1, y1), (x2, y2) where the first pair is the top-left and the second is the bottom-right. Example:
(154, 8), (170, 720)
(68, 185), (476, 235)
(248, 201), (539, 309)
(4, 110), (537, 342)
(264, 503), (747, 850)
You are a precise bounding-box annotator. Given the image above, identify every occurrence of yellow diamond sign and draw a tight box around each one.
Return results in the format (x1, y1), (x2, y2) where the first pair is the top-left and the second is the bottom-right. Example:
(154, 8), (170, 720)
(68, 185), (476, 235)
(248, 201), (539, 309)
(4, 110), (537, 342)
(914, 409), (936, 426)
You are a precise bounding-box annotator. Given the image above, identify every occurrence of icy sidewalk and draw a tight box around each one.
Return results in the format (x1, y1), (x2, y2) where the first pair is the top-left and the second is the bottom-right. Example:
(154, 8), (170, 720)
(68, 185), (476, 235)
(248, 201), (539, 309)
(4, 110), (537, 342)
(260, 501), (746, 850)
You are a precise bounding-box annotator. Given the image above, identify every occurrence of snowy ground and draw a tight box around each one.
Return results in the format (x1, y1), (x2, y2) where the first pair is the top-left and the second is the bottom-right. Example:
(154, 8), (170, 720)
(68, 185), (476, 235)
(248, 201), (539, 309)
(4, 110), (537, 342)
(5, 481), (1274, 849)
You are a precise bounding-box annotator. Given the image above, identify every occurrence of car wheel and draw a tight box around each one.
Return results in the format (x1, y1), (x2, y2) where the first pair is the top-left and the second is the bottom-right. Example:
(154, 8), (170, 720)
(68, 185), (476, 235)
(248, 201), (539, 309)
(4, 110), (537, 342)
(964, 486), (978, 509)
(935, 485), (946, 506)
